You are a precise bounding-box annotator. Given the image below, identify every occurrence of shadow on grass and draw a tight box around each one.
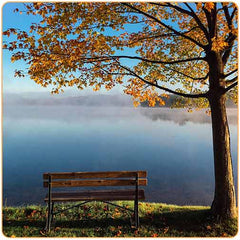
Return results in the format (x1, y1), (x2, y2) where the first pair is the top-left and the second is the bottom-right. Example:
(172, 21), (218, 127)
(3, 219), (46, 229)
(3, 218), (132, 229)
(3, 209), (210, 230)
(3, 208), (237, 237)
(145, 209), (211, 232)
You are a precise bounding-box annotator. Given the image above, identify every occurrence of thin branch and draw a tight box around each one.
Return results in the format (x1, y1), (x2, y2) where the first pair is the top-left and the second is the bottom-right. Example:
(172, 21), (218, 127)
(150, 2), (209, 42)
(202, 6), (213, 38)
(165, 3), (192, 15)
(222, 34), (237, 65)
(167, 2), (209, 40)
(230, 7), (237, 21)
(223, 69), (238, 78)
(117, 63), (208, 99)
(30, 51), (206, 65)
(183, 3), (209, 41)
(124, 33), (177, 47)
(224, 80), (238, 92)
(110, 55), (205, 65)
(222, 4), (233, 29)
(225, 76), (238, 84)
(164, 65), (209, 81)
(119, 26), (201, 47)
(122, 3), (206, 49)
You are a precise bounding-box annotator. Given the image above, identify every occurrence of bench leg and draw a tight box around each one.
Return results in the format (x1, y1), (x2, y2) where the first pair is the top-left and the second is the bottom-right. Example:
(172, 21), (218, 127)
(45, 200), (52, 232)
(50, 202), (54, 225)
(134, 199), (139, 229)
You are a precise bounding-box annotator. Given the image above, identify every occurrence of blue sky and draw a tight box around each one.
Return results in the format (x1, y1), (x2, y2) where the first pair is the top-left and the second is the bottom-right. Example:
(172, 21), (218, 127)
(2, 2), (126, 95)
(2, 2), (47, 93)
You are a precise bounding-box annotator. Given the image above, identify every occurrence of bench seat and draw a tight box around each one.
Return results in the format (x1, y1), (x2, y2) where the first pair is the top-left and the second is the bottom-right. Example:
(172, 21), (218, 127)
(44, 189), (145, 202)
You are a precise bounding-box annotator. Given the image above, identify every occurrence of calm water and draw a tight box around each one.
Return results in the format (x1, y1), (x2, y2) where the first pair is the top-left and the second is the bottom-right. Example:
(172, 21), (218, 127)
(3, 105), (238, 206)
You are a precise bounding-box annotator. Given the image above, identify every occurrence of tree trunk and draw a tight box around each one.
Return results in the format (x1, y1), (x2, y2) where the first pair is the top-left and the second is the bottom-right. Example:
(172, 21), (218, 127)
(209, 93), (237, 219)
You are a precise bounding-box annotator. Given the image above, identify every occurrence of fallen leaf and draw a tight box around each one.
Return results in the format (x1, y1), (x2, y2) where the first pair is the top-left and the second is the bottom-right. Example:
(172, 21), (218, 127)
(221, 232), (228, 237)
(134, 230), (139, 235)
(39, 230), (46, 236)
(206, 225), (212, 230)
(163, 227), (169, 234)
(116, 230), (122, 236)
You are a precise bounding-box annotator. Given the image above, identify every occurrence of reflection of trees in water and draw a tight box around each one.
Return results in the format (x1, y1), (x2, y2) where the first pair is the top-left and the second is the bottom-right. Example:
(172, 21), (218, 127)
(141, 108), (237, 126)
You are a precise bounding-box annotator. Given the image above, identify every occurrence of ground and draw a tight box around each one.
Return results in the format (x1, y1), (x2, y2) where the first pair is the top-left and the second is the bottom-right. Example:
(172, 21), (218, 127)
(2, 201), (238, 237)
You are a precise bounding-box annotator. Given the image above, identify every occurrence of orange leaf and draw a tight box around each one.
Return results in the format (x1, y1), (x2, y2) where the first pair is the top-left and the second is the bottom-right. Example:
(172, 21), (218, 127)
(205, 2), (215, 12)
(206, 225), (212, 230)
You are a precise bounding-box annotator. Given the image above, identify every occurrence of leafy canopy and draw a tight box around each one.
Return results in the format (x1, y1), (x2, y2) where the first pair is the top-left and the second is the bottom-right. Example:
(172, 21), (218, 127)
(3, 2), (238, 107)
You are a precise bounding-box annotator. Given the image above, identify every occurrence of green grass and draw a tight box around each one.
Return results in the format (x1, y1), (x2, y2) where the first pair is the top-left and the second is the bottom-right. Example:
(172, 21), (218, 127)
(2, 201), (238, 237)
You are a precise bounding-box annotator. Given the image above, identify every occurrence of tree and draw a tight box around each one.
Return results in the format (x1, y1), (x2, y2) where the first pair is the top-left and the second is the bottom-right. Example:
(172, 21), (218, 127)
(3, 2), (238, 219)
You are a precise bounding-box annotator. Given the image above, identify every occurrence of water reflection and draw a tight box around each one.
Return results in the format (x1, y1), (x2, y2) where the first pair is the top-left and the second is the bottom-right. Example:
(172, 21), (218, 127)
(141, 108), (237, 125)
(3, 105), (238, 206)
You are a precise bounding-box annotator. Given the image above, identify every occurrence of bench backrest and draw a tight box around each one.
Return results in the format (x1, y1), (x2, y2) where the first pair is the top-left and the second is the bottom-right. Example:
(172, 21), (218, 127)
(43, 171), (147, 188)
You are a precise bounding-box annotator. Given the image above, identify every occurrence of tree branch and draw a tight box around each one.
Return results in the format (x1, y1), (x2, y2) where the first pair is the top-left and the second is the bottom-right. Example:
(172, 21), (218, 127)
(122, 3), (206, 49)
(166, 2), (209, 40)
(183, 3), (209, 41)
(224, 79), (238, 92)
(111, 55), (205, 65)
(222, 4), (232, 29)
(230, 7), (237, 21)
(223, 69), (238, 78)
(117, 26), (201, 47)
(222, 34), (237, 65)
(225, 76), (238, 84)
(164, 65), (209, 81)
(202, 6), (213, 39)
(118, 63), (208, 99)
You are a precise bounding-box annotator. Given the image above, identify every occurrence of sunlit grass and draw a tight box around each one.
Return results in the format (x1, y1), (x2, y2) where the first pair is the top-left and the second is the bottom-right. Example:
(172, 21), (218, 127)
(3, 201), (237, 237)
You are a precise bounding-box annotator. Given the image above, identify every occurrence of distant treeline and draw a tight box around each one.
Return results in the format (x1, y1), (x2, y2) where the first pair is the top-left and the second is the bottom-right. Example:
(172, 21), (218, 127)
(140, 95), (237, 108)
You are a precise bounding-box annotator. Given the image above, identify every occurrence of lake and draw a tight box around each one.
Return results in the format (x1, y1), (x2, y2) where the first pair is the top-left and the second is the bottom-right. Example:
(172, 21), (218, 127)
(3, 105), (238, 206)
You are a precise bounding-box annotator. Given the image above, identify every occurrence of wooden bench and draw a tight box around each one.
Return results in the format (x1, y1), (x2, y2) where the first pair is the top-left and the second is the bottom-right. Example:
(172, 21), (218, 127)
(43, 171), (147, 231)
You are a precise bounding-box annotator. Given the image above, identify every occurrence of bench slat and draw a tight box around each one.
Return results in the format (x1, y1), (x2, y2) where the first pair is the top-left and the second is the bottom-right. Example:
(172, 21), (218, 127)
(43, 179), (147, 188)
(44, 189), (145, 202)
(43, 171), (147, 180)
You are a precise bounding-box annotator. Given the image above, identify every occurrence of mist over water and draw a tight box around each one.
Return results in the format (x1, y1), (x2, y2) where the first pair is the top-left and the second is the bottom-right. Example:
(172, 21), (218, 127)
(3, 103), (238, 206)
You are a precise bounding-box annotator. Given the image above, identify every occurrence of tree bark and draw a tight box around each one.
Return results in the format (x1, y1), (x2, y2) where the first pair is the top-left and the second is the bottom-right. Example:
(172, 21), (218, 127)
(209, 93), (237, 219)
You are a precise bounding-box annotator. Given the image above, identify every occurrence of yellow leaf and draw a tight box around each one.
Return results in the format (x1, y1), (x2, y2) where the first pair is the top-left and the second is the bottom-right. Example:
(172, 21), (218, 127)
(211, 37), (228, 52)
(133, 100), (140, 107)
(93, 84), (100, 91)
(163, 227), (169, 234)
(196, 2), (202, 11)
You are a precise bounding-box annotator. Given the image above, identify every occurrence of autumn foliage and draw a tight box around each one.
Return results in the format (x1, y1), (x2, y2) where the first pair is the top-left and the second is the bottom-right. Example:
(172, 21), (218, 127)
(3, 2), (237, 107)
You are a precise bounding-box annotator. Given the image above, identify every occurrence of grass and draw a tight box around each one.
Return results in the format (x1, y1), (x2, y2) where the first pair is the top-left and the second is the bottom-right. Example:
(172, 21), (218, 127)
(2, 201), (238, 237)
